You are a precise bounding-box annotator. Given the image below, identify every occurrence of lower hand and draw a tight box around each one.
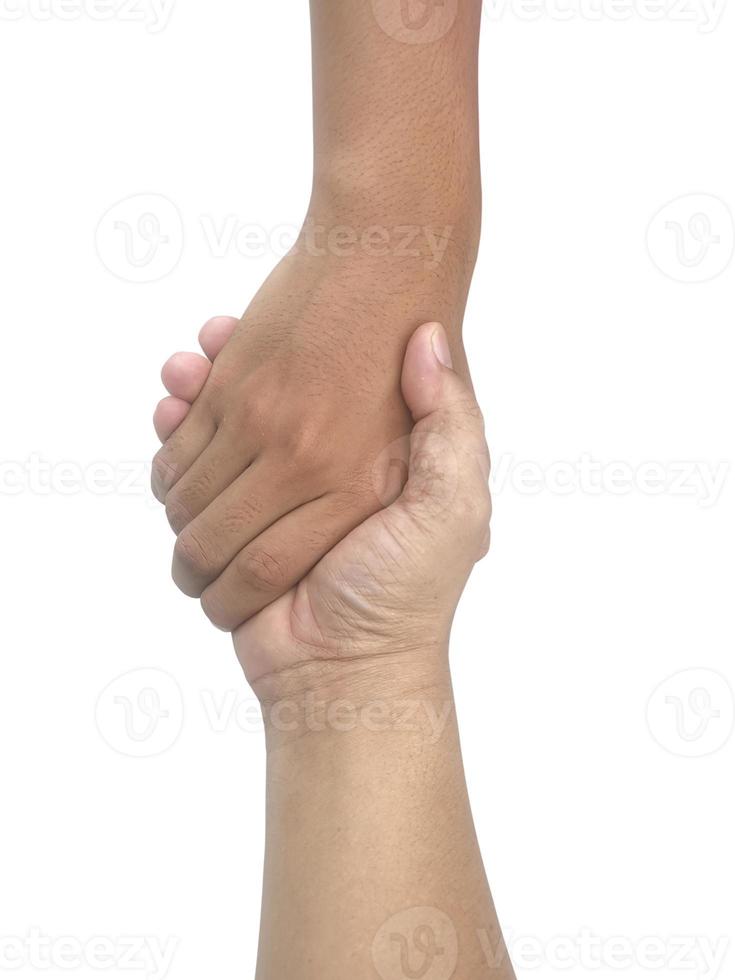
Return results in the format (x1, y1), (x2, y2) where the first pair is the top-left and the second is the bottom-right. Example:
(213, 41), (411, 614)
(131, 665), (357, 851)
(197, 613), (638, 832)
(154, 318), (491, 700)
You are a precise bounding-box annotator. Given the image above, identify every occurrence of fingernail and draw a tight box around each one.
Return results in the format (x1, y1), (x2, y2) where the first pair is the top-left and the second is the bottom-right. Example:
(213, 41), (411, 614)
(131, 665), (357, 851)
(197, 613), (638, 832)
(431, 325), (453, 369)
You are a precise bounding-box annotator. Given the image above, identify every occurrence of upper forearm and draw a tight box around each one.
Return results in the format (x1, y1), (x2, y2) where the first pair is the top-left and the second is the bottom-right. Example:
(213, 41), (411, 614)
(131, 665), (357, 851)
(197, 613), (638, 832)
(309, 0), (482, 242)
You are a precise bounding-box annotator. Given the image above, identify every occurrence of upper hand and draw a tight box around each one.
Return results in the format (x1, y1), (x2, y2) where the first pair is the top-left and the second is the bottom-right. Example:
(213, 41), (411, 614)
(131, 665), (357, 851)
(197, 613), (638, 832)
(152, 252), (466, 633)
(154, 318), (490, 697)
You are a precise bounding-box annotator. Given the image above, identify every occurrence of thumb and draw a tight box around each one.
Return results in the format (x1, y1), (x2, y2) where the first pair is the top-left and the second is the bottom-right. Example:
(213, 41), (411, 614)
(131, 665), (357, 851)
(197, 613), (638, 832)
(394, 323), (491, 547)
(401, 322), (485, 444)
(401, 321), (465, 423)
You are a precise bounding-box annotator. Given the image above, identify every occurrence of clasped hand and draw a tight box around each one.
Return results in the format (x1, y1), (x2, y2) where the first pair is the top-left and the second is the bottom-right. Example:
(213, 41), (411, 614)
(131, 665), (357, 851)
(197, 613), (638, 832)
(153, 305), (490, 695)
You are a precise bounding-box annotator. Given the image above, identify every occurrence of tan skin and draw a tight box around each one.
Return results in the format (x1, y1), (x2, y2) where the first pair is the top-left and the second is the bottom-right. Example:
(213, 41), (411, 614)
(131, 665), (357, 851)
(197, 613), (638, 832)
(151, 0), (483, 631)
(152, 3), (515, 976)
(154, 320), (514, 980)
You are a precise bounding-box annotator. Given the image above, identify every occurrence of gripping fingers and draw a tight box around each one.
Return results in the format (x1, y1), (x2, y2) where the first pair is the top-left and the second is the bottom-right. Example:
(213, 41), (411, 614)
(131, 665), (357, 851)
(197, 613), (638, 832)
(163, 427), (257, 534)
(154, 350), (213, 443)
(151, 402), (217, 502)
(154, 397), (192, 443)
(161, 352), (212, 403)
(199, 315), (240, 361)
(170, 459), (311, 597)
(200, 493), (370, 631)
(151, 316), (238, 488)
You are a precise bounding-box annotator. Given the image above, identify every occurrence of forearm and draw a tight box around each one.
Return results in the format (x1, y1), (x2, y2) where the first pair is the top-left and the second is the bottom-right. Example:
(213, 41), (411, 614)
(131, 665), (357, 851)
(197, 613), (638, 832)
(310, 0), (482, 214)
(255, 657), (514, 980)
(305, 0), (483, 323)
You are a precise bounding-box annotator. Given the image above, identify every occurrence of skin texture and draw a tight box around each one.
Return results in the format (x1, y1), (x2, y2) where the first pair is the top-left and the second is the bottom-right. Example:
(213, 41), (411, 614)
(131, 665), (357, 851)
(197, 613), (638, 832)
(151, 0), (483, 631)
(156, 317), (490, 683)
(154, 320), (514, 980)
(152, 4), (501, 974)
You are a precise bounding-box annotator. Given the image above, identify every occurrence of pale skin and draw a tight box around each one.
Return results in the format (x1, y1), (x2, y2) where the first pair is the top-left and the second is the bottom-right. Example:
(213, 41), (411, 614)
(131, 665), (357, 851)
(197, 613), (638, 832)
(154, 319), (514, 979)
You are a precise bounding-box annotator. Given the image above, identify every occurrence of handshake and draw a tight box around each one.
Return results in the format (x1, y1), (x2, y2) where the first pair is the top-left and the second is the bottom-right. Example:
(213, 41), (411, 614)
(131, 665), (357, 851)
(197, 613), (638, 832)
(152, 302), (491, 700)
(144, 11), (515, 974)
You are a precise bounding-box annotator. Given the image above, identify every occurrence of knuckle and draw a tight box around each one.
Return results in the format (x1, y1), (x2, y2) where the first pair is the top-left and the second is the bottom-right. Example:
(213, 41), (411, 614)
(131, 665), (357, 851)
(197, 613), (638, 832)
(222, 383), (265, 425)
(293, 420), (321, 457)
(165, 491), (192, 534)
(203, 362), (233, 398)
(236, 548), (287, 594)
(286, 436), (322, 476)
(277, 414), (325, 468)
(200, 590), (233, 631)
(152, 452), (177, 500)
(456, 487), (492, 534)
(478, 490), (493, 530)
(197, 370), (238, 425)
(174, 525), (217, 582)
(164, 468), (221, 534)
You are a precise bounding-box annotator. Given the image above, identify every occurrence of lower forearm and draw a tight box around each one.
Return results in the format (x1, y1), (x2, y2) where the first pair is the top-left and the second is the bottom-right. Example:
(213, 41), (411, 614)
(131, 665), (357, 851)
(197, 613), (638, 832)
(255, 657), (513, 980)
(306, 0), (483, 317)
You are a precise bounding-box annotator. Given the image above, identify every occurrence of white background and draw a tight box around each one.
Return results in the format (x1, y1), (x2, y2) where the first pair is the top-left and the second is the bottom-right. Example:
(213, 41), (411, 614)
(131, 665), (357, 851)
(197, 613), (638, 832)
(0, 1), (733, 978)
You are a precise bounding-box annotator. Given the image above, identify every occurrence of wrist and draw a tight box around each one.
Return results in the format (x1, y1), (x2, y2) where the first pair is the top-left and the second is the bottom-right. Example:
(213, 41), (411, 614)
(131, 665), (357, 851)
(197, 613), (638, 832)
(306, 161), (482, 273)
(251, 647), (453, 748)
